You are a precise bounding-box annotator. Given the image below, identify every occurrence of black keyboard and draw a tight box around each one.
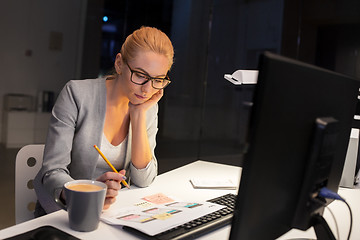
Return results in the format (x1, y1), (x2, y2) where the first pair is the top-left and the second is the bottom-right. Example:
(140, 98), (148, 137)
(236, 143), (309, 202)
(123, 193), (237, 240)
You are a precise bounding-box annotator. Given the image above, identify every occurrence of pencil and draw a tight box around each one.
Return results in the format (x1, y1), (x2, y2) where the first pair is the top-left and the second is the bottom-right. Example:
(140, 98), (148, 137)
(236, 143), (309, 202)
(93, 144), (130, 189)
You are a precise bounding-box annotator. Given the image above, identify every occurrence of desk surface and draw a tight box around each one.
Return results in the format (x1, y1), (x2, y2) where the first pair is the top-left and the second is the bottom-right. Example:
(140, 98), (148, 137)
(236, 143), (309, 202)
(0, 160), (359, 240)
(0, 160), (240, 240)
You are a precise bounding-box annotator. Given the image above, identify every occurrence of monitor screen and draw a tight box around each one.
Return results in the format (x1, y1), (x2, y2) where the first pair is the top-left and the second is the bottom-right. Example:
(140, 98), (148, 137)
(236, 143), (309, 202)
(229, 52), (360, 239)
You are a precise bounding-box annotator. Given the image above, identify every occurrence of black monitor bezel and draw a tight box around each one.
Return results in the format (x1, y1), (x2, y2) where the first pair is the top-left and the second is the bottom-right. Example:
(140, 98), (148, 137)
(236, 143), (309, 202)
(229, 51), (359, 239)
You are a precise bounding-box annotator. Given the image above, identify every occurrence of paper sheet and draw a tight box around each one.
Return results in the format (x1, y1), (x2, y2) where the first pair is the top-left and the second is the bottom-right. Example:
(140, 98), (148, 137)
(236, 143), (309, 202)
(101, 193), (225, 236)
(189, 178), (237, 190)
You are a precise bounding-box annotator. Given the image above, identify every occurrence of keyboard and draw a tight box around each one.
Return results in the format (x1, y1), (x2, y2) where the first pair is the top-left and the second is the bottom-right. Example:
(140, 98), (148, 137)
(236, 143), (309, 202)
(123, 193), (237, 240)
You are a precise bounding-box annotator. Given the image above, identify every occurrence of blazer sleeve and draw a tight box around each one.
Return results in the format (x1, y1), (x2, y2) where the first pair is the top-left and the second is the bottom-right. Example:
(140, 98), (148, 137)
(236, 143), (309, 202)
(128, 104), (159, 187)
(34, 81), (80, 213)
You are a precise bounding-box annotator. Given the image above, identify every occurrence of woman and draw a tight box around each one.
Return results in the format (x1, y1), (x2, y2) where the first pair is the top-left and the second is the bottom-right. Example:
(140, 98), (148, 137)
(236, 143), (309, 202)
(34, 26), (174, 216)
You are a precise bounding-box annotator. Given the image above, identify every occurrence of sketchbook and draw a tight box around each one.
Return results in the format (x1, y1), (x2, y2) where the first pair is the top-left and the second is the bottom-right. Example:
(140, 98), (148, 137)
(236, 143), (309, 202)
(101, 193), (225, 236)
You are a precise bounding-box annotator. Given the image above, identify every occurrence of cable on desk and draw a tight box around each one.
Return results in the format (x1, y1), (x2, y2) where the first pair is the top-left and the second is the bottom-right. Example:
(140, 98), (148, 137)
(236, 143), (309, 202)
(343, 201), (353, 240)
(325, 205), (340, 240)
(318, 187), (353, 240)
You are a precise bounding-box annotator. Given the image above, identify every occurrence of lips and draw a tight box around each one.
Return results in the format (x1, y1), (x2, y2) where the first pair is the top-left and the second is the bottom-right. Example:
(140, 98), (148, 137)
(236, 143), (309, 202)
(135, 93), (147, 100)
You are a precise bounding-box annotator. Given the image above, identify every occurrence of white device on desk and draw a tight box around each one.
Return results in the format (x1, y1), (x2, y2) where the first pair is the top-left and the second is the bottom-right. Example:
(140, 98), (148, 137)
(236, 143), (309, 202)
(340, 128), (359, 188)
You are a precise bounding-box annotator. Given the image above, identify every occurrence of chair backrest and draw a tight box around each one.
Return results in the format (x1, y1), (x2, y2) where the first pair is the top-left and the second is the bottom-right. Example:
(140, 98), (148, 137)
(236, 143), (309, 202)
(15, 144), (44, 224)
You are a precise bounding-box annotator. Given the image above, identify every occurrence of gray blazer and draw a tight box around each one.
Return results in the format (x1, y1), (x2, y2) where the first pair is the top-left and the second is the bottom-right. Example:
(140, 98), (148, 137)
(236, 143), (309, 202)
(34, 78), (158, 213)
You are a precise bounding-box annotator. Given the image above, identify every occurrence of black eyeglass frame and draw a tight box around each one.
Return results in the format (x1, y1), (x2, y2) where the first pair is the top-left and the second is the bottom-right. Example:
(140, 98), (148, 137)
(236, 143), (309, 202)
(125, 62), (171, 89)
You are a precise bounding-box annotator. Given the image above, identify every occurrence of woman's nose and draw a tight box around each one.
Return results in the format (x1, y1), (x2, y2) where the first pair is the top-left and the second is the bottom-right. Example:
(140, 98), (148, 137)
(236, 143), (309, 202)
(141, 80), (152, 93)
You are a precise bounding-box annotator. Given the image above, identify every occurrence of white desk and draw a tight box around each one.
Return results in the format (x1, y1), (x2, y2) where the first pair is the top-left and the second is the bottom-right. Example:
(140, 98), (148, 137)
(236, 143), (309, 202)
(0, 160), (359, 240)
(0, 161), (240, 239)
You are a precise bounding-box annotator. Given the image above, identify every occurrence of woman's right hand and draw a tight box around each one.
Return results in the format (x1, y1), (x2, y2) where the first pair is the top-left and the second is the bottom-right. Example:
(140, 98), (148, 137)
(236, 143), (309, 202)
(96, 169), (126, 210)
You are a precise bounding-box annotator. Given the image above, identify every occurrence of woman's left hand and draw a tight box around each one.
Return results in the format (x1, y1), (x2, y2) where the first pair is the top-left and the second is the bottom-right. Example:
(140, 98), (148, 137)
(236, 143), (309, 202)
(96, 169), (126, 210)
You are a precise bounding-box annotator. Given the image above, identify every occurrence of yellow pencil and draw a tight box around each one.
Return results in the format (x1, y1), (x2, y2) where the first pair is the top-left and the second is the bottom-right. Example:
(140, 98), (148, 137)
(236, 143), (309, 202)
(93, 144), (130, 189)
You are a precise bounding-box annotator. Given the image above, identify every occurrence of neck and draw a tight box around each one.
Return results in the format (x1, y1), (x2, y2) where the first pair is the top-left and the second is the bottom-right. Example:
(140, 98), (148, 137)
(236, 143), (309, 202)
(106, 78), (129, 107)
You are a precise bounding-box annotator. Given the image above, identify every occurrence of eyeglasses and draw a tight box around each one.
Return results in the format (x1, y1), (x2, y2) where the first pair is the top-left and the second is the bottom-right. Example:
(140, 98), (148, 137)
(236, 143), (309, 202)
(126, 62), (171, 89)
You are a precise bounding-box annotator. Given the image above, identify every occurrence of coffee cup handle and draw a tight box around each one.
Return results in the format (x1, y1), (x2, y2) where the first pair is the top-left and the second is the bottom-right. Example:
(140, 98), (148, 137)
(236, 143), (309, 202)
(54, 189), (67, 210)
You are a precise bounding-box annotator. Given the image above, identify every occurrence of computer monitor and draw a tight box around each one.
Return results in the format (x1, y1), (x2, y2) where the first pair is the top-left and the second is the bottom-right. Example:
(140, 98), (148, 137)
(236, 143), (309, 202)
(229, 52), (360, 240)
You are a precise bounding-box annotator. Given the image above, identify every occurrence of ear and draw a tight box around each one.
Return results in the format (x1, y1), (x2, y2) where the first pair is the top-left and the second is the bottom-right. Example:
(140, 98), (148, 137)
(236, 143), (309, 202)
(114, 53), (123, 74)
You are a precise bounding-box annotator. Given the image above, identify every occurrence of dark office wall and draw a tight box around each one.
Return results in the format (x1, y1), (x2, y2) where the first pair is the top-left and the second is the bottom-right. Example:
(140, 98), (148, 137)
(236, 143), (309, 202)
(157, 0), (285, 171)
(156, 0), (213, 171)
(160, 0), (211, 141)
(157, 0), (360, 173)
(282, 0), (360, 78)
(199, 0), (283, 160)
(80, 0), (104, 79)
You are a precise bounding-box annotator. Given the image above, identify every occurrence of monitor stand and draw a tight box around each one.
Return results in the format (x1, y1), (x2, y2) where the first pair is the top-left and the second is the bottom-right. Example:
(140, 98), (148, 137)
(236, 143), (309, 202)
(311, 214), (336, 240)
(293, 117), (339, 239)
(309, 117), (338, 240)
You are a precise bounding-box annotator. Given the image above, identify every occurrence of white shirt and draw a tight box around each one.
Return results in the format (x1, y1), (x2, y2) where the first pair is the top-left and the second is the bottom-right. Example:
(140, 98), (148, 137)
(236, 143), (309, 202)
(95, 133), (128, 178)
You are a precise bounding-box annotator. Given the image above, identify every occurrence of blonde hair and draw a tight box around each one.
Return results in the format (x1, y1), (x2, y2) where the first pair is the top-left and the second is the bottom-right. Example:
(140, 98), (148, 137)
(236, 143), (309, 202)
(121, 26), (174, 70)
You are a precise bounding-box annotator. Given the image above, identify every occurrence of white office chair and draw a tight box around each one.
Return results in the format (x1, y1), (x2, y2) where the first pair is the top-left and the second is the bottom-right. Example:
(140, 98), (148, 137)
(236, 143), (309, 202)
(15, 144), (44, 224)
